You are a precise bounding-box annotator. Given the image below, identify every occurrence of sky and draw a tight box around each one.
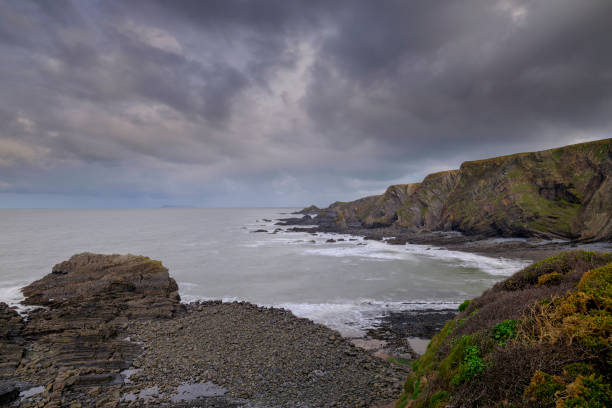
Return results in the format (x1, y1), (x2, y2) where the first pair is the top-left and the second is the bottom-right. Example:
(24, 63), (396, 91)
(0, 0), (611, 208)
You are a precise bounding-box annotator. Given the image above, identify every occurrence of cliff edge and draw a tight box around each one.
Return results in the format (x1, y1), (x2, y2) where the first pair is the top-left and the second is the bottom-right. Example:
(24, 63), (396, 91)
(308, 139), (612, 241)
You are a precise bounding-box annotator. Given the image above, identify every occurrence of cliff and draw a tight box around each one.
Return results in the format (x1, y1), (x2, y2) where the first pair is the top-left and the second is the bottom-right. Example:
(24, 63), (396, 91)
(311, 139), (612, 241)
(396, 250), (612, 407)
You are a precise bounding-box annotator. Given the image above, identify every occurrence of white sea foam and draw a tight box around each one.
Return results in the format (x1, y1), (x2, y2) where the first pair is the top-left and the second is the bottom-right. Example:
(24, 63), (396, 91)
(276, 299), (461, 337)
(296, 233), (528, 276)
(0, 282), (43, 315)
(402, 244), (530, 276)
(304, 245), (409, 260)
(0, 283), (26, 306)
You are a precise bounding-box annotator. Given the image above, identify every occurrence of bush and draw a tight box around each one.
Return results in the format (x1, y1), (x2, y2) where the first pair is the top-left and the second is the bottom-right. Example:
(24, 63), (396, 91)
(538, 272), (563, 286)
(451, 344), (484, 385)
(557, 374), (612, 407)
(563, 363), (594, 381)
(498, 251), (612, 292)
(458, 299), (471, 312)
(493, 319), (517, 345)
(524, 370), (565, 406)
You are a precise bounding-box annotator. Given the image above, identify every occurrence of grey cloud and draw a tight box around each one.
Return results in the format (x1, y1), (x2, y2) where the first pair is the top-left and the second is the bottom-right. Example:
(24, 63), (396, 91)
(0, 0), (611, 207)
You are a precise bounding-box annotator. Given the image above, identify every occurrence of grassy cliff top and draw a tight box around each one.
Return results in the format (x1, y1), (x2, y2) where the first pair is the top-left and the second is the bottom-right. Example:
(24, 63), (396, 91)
(459, 138), (611, 168)
(397, 250), (612, 408)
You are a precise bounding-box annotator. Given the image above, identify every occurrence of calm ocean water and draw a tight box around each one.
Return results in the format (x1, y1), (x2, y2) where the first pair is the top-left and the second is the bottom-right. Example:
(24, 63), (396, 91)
(0, 208), (529, 336)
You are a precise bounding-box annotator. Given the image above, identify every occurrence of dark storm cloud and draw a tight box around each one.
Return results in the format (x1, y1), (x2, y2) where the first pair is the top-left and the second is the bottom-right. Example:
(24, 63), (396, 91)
(0, 0), (611, 207)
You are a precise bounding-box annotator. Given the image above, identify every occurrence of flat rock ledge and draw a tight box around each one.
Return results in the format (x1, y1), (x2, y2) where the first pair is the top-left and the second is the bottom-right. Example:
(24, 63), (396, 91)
(1, 253), (405, 408)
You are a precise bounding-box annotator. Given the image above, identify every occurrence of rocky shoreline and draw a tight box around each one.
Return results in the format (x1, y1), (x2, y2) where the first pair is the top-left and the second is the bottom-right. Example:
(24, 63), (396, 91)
(1, 253), (451, 408)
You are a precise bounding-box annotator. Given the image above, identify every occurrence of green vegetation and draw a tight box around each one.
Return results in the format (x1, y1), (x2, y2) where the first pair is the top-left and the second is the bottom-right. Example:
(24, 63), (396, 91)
(395, 251), (612, 407)
(451, 343), (485, 385)
(557, 374), (612, 407)
(492, 319), (517, 345)
(524, 370), (565, 405)
(458, 299), (471, 312)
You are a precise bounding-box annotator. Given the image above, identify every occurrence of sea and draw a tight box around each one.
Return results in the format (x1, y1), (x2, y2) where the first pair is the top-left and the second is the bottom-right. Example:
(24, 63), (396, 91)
(0, 208), (530, 337)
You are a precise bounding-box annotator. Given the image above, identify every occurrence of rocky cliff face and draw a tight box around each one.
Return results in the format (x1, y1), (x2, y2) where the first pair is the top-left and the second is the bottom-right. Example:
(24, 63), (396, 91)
(312, 139), (612, 241)
(395, 171), (460, 231)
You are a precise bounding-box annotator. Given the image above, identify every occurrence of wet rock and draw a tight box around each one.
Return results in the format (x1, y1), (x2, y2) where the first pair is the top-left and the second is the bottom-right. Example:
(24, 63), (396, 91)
(275, 215), (313, 226)
(0, 381), (20, 404)
(0, 303), (24, 379)
(286, 227), (318, 233)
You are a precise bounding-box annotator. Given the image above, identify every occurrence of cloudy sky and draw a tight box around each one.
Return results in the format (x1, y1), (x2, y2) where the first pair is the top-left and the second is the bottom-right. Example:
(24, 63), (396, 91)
(1, 0), (611, 208)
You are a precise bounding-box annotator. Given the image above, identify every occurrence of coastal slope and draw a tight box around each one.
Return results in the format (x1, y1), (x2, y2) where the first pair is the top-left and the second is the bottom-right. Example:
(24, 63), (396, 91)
(308, 139), (612, 241)
(396, 250), (612, 407)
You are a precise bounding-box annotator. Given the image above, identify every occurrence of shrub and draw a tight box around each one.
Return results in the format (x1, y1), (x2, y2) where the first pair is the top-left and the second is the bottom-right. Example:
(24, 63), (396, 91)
(493, 319), (517, 345)
(451, 344), (484, 385)
(562, 363), (594, 381)
(518, 262), (612, 350)
(497, 251), (612, 292)
(458, 299), (471, 312)
(538, 272), (563, 286)
(557, 374), (612, 408)
(524, 370), (565, 406)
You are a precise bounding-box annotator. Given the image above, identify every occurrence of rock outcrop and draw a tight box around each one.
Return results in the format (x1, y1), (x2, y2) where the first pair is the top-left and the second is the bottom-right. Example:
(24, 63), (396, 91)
(305, 139), (612, 241)
(8, 253), (183, 407)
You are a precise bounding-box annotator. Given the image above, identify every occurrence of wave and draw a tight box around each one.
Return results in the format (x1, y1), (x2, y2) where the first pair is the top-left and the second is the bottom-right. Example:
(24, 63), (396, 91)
(297, 235), (528, 276)
(401, 244), (530, 276)
(276, 299), (461, 337)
